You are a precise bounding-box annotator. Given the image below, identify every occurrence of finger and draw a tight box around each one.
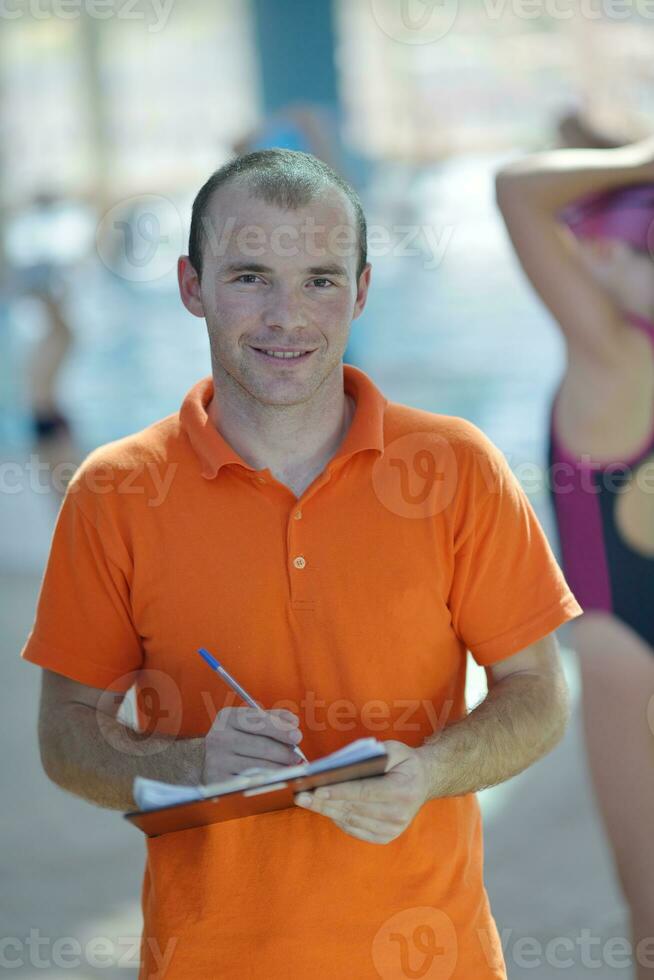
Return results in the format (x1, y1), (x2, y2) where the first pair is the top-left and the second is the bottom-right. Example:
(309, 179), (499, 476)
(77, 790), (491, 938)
(231, 757), (292, 774)
(332, 818), (392, 844)
(299, 797), (404, 828)
(230, 730), (300, 766)
(232, 708), (302, 746)
(268, 708), (301, 731)
(310, 774), (391, 804)
(204, 759), (291, 783)
(335, 810), (401, 837)
(294, 791), (388, 837)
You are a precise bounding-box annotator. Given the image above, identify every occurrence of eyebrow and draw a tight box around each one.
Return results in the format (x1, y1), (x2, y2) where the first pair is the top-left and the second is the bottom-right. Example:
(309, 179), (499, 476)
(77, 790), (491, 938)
(222, 261), (349, 278)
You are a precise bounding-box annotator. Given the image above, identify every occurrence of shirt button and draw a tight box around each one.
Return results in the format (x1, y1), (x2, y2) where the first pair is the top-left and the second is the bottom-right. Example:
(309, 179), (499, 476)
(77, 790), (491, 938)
(293, 556), (306, 569)
(294, 510), (302, 520)
(256, 476), (266, 484)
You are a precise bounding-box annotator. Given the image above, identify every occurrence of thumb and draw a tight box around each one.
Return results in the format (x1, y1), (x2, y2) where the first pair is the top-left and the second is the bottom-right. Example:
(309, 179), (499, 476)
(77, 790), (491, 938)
(382, 739), (413, 772)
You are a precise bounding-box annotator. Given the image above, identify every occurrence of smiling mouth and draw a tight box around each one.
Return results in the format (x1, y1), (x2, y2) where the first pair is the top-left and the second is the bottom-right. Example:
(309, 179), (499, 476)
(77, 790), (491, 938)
(250, 346), (317, 362)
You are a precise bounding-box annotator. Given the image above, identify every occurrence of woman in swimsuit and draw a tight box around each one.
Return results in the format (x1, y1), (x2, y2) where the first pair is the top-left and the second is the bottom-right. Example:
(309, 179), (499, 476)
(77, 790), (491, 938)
(495, 138), (654, 975)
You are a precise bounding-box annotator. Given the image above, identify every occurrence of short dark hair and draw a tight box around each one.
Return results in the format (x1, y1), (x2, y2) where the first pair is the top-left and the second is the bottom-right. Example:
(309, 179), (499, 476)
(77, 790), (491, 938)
(187, 148), (367, 283)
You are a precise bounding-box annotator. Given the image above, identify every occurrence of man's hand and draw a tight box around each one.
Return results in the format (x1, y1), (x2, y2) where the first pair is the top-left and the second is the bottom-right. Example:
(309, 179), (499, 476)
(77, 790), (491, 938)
(293, 740), (429, 844)
(202, 706), (302, 783)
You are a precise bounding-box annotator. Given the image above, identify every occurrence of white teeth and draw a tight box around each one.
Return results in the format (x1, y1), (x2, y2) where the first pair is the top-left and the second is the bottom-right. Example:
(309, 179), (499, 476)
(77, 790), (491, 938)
(261, 350), (307, 359)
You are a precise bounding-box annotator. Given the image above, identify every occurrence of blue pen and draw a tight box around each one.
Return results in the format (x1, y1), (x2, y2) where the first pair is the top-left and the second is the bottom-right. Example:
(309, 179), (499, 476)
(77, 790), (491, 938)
(197, 647), (309, 764)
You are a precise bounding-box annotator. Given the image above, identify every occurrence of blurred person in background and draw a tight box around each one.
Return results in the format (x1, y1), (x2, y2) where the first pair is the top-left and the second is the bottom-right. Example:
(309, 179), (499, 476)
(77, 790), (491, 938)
(2, 192), (83, 499)
(232, 100), (344, 175)
(495, 137), (654, 977)
(23, 271), (78, 498)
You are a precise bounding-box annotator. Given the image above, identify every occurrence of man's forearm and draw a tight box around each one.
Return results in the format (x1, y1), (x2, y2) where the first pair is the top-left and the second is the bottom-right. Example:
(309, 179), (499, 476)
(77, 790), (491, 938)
(495, 139), (654, 215)
(415, 670), (570, 800)
(39, 703), (205, 812)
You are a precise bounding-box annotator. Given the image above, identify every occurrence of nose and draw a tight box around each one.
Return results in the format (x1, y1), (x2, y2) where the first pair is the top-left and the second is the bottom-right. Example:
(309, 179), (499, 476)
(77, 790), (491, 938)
(262, 281), (308, 331)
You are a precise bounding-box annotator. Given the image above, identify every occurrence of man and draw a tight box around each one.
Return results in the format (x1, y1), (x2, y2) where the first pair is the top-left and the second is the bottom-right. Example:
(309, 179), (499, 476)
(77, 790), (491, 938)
(22, 149), (582, 980)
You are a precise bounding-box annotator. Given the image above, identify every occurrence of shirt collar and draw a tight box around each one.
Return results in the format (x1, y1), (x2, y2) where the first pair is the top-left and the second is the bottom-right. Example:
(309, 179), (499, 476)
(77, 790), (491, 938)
(179, 363), (387, 480)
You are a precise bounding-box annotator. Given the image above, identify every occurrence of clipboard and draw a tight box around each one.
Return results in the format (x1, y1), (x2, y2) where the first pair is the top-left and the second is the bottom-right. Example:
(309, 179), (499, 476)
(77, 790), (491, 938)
(124, 746), (389, 838)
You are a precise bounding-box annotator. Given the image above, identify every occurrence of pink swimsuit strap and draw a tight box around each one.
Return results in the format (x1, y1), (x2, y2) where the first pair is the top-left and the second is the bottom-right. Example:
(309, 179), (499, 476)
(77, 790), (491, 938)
(623, 308), (654, 340)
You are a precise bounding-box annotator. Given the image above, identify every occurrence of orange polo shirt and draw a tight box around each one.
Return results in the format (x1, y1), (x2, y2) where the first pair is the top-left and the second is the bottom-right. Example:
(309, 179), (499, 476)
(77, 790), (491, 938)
(21, 363), (582, 980)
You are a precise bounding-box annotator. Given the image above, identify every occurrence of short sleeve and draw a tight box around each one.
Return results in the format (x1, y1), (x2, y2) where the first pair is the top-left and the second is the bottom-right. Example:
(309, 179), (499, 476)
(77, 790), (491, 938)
(20, 485), (143, 693)
(448, 424), (583, 666)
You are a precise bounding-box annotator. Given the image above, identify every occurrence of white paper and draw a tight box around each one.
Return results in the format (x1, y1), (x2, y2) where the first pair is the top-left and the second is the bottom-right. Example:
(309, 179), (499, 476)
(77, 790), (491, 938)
(132, 737), (386, 812)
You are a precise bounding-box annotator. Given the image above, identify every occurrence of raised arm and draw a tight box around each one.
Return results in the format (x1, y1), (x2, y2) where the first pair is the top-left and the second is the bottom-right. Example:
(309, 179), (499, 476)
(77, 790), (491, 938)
(494, 139), (654, 364)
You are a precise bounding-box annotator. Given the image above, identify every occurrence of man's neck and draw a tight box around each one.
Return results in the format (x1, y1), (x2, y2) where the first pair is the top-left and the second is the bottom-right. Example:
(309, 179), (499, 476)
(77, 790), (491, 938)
(207, 367), (356, 482)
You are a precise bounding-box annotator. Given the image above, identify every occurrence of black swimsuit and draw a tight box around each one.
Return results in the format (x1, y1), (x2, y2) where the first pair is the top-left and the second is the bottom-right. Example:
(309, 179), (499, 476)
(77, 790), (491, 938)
(546, 310), (654, 649)
(32, 409), (71, 441)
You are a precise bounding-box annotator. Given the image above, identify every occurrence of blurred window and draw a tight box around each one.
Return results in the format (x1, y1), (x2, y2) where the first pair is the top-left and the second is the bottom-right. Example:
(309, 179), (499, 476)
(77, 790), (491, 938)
(334, 1), (654, 160)
(0, 0), (260, 203)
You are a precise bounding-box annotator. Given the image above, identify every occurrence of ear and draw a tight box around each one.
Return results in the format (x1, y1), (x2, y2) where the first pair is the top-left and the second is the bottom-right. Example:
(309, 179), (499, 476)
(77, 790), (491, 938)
(352, 262), (372, 321)
(178, 255), (205, 318)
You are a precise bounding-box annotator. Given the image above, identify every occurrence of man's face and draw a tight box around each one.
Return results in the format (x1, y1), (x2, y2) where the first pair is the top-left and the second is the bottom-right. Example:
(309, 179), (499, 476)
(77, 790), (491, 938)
(179, 180), (371, 407)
